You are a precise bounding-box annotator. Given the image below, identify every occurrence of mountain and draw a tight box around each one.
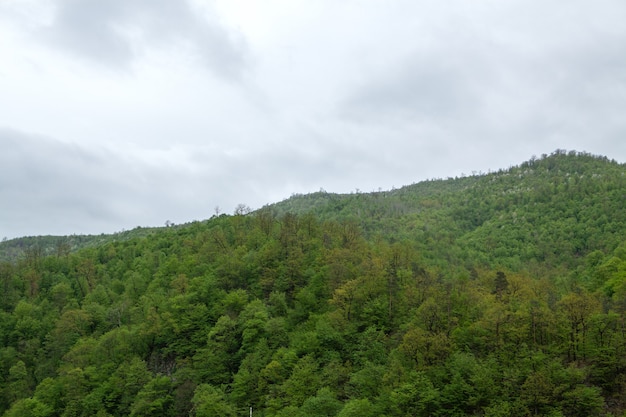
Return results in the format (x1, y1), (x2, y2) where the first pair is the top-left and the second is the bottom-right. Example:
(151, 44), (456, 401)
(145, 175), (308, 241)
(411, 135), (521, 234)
(4, 149), (624, 271)
(1, 149), (626, 416)
(0, 228), (162, 263)
(268, 149), (626, 275)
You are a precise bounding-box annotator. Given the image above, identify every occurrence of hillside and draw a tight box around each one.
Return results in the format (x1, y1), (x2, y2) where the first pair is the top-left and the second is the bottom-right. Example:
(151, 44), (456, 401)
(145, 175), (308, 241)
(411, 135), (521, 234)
(1, 150), (626, 416)
(269, 150), (626, 275)
(0, 228), (162, 263)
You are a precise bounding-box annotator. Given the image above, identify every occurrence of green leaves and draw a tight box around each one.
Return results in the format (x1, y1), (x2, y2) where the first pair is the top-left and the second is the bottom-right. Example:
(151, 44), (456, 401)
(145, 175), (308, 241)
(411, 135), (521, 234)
(2, 156), (626, 417)
(129, 376), (174, 417)
(191, 384), (236, 417)
(2, 398), (52, 417)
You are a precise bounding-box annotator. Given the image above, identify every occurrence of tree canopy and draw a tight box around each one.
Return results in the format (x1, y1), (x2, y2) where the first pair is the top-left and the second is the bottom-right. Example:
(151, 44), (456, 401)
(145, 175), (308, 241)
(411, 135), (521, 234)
(1, 150), (626, 416)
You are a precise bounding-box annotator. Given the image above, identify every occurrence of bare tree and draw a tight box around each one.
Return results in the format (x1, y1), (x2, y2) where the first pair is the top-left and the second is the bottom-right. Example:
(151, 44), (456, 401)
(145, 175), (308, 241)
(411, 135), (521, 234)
(234, 204), (251, 216)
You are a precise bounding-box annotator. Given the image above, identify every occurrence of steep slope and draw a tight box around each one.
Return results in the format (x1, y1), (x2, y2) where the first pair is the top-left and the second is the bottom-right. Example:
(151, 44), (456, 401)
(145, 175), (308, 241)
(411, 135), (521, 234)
(4, 149), (623, 272)
(1, 150), (626, 416)
(0, 228), (166, 263)
(268, 150), (626, 273)
(455, 151), (626, 270)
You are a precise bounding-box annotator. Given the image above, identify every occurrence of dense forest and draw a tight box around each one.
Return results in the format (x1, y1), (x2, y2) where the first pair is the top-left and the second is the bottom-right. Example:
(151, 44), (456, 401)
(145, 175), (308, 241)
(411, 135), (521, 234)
(2, 150), (626, 416)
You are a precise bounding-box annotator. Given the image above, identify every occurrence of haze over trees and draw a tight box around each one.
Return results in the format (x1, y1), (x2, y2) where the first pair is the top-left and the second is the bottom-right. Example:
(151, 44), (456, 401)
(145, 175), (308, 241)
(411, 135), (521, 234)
(1, 150), (626, 416)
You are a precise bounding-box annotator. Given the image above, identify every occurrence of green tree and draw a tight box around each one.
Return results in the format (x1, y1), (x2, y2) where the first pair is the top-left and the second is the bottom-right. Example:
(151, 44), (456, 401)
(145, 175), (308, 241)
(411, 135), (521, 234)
(560, 385), (603, 417)
(193, 315), (240, 385)
(337, 398), (375, 417)
(494, 271), (508, 300)
(297, 387), (342, 417)
(386, 372), (439, 417)
(7, 360), (32, 403)
(100, 357), (151, 416)
(557, 290), (600, 361)
(3, 398), (52, 417)
(281, 355), (321, 407)
(32, 377), (63, 414)
(129, 376), (174, 417)
(191, 384), (236, 417)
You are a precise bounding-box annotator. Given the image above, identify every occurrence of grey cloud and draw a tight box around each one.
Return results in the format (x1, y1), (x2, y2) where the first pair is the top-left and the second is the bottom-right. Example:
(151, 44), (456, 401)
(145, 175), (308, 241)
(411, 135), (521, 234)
(338, 1), (626, 164)
(40, 0), (249, 78)
(340, 59), (477, 124)
(337, 20), (498, 126)
(497, 33), (626, 150)
(1, 128), (347, 239)
(0, 129), (122, 237)
(42, 1), (133, 65)
(0, 129), (192, 238)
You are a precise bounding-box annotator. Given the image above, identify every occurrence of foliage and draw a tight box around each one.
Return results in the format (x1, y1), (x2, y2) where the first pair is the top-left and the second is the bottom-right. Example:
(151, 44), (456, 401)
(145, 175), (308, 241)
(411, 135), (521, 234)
(0, 151), (625, 416)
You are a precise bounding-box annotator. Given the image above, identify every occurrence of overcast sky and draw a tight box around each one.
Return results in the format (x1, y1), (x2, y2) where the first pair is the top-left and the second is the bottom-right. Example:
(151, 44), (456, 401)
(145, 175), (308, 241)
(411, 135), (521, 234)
(1, 0), (625, 239)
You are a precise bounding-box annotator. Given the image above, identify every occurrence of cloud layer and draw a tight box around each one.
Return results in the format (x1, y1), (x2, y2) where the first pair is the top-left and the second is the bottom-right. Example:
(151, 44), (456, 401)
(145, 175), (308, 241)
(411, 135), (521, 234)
(37, 0), (249, 78)
(1, 0), (625, 238)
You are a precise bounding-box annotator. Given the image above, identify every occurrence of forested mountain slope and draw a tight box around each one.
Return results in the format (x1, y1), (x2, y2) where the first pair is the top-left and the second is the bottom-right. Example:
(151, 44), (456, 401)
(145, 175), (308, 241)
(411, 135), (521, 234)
(1, 150), (626, 416)
(0, 228), (162, 263)
(270, 150), (626, 275)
